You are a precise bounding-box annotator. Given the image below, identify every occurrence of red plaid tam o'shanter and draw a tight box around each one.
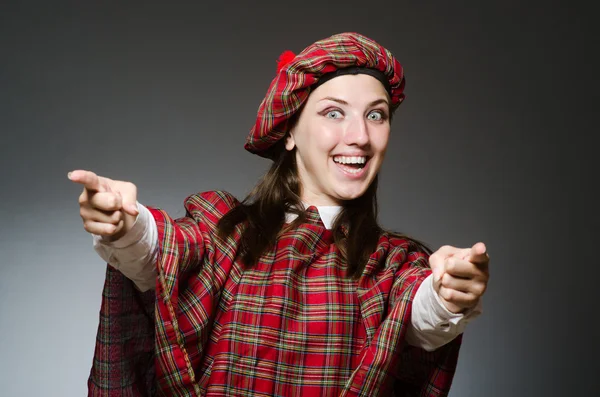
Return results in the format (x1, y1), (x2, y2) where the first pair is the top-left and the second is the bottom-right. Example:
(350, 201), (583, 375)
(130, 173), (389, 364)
(245, 32), (406, 158)
(87, 32), (463, 397)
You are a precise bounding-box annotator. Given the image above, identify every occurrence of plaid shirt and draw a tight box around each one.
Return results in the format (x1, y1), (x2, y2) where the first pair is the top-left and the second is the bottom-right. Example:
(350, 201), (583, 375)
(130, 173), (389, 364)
(88, 191), (462, 396)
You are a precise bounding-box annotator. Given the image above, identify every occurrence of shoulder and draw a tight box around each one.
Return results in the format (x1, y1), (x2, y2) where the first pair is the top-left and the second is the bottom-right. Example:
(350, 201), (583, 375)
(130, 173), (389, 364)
(380, 231), (431, 267)
(183, 190), (241, 224)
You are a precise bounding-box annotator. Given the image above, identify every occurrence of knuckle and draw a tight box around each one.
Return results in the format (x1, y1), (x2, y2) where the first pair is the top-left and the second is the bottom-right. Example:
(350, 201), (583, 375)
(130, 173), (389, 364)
(440, 273), (449, 286)
(429, 252), (442, 263)
(440, 287), (453, 301)
(93, 194), (108, 210)
(109, 194), (120, 209)
(475, 282), (487, 296)
(112, 210), (123, 224)
(466, 296), (478, 307)
(105, 194), (114, 208)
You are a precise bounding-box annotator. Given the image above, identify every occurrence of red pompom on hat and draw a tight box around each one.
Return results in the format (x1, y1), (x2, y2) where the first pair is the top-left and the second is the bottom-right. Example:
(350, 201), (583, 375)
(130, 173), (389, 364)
(245, 32), (406, 159)
(276, 50), (296, 73)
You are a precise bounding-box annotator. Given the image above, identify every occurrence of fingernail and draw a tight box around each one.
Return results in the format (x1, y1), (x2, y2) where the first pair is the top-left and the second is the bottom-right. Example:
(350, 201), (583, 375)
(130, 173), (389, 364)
(67, 172), (72, 179)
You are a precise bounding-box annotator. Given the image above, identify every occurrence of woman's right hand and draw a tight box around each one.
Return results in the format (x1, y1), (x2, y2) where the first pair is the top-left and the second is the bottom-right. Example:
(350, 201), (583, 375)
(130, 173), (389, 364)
(68, 169), (139, 241)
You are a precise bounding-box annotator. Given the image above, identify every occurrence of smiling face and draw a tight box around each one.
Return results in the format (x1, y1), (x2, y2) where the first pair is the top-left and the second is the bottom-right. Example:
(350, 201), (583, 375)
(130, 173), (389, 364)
(285, 73), (391, 206)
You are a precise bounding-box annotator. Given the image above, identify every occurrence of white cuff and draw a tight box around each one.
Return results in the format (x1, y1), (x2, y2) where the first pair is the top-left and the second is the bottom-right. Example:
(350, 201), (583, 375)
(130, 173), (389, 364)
(406, 274), (482, 351)
(92, 202), (158, 291)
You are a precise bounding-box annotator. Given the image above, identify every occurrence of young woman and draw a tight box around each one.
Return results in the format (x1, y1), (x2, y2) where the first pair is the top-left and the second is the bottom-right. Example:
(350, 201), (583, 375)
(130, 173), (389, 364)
(70, 32), (489, 396)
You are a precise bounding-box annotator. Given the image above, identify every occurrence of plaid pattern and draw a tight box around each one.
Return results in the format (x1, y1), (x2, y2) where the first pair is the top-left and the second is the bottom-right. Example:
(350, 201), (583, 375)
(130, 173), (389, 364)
(88, 191), (462, 396)
(88, 266), (156, 396)
(245, 32), (406, 158)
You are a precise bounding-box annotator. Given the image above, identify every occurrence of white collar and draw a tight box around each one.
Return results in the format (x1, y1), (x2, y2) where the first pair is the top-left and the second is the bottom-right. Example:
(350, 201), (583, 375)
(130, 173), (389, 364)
(285, 202), (342, 229)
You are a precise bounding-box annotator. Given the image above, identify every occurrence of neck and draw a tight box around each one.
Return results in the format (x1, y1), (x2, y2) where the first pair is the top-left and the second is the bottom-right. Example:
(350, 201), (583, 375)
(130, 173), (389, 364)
(299, 190), (343, 207)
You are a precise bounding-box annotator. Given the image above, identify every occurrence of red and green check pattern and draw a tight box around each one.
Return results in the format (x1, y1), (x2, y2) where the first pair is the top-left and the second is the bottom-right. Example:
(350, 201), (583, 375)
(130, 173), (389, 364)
(88, 191), (462, 396)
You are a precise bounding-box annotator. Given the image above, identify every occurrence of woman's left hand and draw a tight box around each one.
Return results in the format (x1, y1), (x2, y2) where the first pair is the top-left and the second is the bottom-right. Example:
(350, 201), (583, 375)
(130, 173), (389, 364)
(428, 242), (490, 313)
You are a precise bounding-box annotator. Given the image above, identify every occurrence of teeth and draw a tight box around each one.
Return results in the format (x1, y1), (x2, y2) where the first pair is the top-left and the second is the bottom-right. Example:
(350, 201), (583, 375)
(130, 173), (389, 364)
(333, 156), (366, 164)
(341, 166), (362, 174)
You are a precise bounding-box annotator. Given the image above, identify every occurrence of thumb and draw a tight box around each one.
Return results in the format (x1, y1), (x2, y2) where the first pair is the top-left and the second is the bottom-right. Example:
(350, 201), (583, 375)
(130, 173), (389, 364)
(122, 198), (139, 217)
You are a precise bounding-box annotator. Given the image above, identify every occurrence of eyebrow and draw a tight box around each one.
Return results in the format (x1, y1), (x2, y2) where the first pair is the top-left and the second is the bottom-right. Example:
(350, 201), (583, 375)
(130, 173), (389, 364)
(319, 96), (390, 107)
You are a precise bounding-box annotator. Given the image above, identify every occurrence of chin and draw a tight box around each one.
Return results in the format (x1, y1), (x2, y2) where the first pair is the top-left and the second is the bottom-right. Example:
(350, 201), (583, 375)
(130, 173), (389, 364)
(333, 184), (370, 202)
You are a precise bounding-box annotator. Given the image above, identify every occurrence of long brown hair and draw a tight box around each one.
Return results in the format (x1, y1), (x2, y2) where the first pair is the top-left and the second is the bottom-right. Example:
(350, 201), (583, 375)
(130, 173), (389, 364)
(216, 137), (432, 279)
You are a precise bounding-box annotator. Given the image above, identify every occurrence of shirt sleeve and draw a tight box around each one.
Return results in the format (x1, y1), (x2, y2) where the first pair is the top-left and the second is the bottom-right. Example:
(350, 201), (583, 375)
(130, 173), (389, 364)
(405, 274), (483, 351)
(92, 202), (158, 292)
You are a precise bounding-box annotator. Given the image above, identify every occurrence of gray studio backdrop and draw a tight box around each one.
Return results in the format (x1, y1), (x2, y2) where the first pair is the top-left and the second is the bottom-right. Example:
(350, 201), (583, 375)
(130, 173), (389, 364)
(0, 2), (595, 396)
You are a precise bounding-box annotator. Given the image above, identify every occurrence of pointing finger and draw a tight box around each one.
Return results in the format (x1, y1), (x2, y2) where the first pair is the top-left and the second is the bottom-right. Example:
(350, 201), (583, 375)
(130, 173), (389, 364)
(68, 170), (109, 193)
(468, 242), (489, 266)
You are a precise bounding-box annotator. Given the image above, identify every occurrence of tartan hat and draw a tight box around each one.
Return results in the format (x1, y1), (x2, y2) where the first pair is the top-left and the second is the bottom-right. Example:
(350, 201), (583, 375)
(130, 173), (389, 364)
(244, 32), (406, 159)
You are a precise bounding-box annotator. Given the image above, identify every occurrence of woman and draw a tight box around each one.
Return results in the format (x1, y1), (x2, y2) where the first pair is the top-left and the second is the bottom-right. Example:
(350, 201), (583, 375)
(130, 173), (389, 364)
(70, 32), (489, 396)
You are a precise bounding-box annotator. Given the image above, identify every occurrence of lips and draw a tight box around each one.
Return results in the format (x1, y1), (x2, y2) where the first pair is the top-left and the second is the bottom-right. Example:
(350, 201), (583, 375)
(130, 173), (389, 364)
(332, 157), (370, 178)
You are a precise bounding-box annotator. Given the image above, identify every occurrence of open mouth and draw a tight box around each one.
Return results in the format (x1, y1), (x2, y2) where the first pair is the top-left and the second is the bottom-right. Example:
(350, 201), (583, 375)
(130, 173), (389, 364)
(332, 155), (369, 175)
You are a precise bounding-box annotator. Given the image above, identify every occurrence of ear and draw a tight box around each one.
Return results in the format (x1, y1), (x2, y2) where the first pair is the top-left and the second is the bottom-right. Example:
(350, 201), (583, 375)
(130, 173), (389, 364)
(284, 131), (296, 151)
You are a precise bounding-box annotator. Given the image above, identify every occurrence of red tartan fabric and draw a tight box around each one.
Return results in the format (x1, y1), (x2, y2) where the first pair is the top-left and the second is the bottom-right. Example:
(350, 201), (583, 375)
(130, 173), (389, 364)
(88, 191), (462, 396)
(245, 32), (406, 158)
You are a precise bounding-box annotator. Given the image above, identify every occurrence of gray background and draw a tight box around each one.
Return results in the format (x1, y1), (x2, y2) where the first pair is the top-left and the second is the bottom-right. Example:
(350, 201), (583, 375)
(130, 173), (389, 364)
(0, 1), (596, 396)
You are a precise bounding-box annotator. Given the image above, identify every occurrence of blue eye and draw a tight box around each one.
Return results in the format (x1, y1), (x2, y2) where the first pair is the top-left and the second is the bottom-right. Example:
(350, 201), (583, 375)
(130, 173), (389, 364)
(367, 111), (383, 121)
(326, 110), (343, 119)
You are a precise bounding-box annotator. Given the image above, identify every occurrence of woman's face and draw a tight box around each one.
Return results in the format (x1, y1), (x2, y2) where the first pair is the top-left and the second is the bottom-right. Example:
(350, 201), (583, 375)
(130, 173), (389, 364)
(286, 74), (391, 206)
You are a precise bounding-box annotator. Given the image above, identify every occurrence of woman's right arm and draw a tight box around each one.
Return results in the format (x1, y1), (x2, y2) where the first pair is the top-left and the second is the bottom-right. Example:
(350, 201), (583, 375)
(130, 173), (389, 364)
(69, 170), (159, 291)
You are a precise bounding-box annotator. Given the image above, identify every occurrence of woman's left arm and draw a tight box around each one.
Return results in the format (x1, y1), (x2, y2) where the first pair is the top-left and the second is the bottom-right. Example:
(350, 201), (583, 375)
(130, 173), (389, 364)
(406, 242), (490, 351)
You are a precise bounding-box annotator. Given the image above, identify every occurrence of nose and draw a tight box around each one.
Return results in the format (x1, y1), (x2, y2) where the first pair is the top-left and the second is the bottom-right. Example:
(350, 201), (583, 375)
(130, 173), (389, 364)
(343, 116), (369, 147)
